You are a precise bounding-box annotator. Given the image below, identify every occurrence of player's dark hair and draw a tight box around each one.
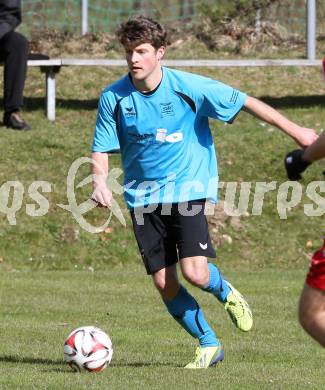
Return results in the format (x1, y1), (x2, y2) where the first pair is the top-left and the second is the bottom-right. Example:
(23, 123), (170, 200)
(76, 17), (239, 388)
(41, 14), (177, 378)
(116, 15), (168, 49)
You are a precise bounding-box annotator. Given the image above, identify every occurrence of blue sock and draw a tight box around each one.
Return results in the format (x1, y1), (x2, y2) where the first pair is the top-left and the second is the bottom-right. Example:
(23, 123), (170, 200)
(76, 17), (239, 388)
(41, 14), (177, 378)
(203, 263), (230, 302)
(164, 285), (219, 347)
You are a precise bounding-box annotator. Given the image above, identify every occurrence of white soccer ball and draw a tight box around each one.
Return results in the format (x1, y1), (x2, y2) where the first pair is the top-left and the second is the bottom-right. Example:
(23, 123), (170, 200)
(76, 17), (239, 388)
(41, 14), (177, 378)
(64, 326), (113, 372)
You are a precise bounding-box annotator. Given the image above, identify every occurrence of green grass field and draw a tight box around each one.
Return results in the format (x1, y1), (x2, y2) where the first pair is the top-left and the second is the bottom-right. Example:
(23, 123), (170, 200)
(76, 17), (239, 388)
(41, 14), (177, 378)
(0, 267), (324, 389)
(0, 63), (325, 388)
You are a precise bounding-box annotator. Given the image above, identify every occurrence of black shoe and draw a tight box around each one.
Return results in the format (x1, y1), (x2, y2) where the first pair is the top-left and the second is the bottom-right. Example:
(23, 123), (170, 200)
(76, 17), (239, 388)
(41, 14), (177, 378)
(3, 111), (31, 131)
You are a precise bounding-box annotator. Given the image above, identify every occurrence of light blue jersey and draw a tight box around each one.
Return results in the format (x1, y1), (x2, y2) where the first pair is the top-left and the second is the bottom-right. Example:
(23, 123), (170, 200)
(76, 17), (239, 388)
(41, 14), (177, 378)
(92, 67), (246, 208)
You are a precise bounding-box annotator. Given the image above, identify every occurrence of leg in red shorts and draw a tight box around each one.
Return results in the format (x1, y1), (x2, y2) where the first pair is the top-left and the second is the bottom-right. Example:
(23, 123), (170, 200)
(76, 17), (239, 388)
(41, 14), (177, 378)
(306, 239), (325, 291)
(299, 237), (325, 347)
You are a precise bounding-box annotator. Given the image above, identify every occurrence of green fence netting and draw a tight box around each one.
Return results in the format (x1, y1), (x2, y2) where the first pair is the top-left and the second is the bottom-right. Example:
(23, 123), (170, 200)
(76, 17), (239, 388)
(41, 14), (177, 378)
(20, 0), (325, 36)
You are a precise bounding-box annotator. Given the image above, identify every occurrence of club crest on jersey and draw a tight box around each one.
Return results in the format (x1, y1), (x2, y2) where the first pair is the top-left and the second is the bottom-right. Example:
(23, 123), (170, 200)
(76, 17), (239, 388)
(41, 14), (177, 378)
(160, 102), (174, 117)
(156, 129), (183, 143)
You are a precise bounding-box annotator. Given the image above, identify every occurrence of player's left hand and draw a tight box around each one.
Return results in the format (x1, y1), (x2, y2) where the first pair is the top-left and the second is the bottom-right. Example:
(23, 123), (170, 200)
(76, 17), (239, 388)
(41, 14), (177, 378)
(284, 149), (311, 180)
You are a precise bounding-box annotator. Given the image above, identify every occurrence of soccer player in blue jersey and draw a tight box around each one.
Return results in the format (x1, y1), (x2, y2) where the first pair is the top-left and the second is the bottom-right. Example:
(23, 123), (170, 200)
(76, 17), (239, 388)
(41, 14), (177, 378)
(91, 16), (318, 368)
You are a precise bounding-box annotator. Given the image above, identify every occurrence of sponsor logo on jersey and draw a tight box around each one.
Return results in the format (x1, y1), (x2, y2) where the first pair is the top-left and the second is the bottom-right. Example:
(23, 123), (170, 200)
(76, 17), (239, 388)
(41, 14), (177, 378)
(129, 132), (155, 143)
(155, 129), (183, 143)
(165, 132), (183, 143)
(156, 128), (168, 142)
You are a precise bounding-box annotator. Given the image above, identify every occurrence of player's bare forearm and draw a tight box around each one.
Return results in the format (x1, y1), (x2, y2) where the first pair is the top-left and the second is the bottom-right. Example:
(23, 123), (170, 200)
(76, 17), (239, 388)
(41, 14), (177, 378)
(91, 152), (112, 207)
(243, 96), (318, 148)
(303, 132), (325, 162)
(92, 152), (109, 183)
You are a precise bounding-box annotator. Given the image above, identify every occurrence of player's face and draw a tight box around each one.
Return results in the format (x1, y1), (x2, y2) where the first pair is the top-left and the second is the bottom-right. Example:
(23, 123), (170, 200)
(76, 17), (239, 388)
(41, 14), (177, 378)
(125, 42), (165, 82)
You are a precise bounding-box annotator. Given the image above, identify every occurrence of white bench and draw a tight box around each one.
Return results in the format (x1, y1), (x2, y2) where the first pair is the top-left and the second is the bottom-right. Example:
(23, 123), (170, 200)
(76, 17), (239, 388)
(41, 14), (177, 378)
(28, 59), (127, 121)
(28, 59), (61, 121)
(28, 58), (323, 121)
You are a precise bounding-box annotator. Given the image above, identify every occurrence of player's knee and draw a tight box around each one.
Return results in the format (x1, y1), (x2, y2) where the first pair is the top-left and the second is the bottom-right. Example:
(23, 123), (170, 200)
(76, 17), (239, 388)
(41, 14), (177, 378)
(299, 310), (325, 347)
(182, 268), (208, 288)
(298, 305), (312, 331)
(299, 303), (321, 330)
(298, 293), (313, 329)
(153, 275), (166, 293)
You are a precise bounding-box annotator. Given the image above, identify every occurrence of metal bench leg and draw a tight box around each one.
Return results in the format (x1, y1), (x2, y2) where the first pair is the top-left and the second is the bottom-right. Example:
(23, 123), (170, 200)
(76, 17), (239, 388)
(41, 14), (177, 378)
(41, 65), (61, 121)
(46, 69), (56, 121)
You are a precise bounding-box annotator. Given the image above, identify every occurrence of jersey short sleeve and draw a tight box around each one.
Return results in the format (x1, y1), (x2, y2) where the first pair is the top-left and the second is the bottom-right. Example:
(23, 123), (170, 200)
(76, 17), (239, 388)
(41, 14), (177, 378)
(92, 91), (120, 153)
(195, 77), (247, 123)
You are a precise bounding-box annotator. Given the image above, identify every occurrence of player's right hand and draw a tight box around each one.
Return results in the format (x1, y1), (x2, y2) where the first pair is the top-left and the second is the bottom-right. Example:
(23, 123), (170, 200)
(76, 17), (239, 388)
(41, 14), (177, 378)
(291, 127), (318, 148)
(91, 182), (113, 208)
(284, 149), (311, 180)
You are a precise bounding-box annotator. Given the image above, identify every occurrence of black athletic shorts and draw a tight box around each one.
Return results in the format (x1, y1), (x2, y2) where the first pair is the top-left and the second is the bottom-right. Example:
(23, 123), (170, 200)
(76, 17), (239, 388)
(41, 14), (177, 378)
(130, 199), (216, 275)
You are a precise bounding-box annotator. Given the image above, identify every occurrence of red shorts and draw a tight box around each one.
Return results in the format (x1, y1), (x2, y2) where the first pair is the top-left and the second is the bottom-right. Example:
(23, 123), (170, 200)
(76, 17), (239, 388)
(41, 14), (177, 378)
(306, 241), (325, 291)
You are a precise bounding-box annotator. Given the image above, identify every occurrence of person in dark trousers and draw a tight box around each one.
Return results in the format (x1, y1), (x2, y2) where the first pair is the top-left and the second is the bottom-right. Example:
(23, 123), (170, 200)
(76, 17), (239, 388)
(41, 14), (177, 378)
(0, 0), (30, 130)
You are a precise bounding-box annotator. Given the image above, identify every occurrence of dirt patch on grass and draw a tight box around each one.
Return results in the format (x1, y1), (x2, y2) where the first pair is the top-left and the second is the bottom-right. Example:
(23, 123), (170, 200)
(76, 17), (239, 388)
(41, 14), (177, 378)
(29, 29), (118, 58)
(29, 18), (312, 59)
